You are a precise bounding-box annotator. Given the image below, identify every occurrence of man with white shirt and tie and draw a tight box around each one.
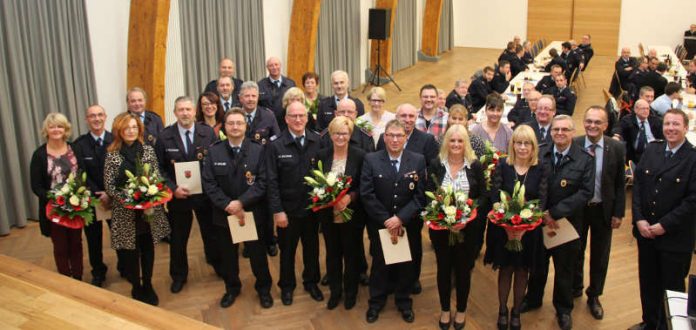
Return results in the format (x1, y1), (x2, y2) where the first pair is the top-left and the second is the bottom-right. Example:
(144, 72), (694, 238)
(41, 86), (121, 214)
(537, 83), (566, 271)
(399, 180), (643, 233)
(316, 70), (366, 131)
(612, 99), (664, 164)
(521, 95), (556, 148)
(126, 87), (163, 146)
(258, 56), (296, 127)
(217, 76), (238, 111)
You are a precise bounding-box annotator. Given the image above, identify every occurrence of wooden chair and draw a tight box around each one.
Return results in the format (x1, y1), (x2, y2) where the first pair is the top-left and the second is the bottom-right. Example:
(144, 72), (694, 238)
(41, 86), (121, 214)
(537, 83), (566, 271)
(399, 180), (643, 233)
(602, 88), (612, 104)
(569, 68), (581, 95)
(638, 43), (646, 57)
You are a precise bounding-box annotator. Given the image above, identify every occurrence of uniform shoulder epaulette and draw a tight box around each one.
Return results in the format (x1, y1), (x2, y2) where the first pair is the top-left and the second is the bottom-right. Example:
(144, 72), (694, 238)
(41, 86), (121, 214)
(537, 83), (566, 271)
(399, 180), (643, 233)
(146, 110), (162, 119)
(269, 135), (279, 142)
(212, 139), (226, 146)
(319, 128), (329, 137)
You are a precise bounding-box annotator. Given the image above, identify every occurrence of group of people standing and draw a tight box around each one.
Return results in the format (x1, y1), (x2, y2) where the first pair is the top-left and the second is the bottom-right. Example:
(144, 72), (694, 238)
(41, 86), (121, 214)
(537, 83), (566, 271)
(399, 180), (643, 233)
(29, 53), (696, 330)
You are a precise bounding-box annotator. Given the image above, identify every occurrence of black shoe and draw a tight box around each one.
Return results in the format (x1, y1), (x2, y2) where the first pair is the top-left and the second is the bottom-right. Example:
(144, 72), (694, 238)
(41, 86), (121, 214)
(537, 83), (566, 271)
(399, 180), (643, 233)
(91, 276), (105, 287)
(242, 245), (250, 258)
(220, 292), (238, 308)
(161, 235), (170, 243)
(327, 295), (341, 310)
(587, 296), (604, 320)
(412, 280), (422, 294)
(366, 308), (380, 323)
(359, 273), (369, 286)
(320, 274), (329, 286)
(344, 296), (356, 310)
(281, 290), (293, 305)
(510, 309), (521, 330)
(572, 288), (583, 298)
(519, 298), (541, 313)
(497, 306), (509, 330)
(267, 244), (278, 257)
(305, 285), (324, 301)
(439, 312), (451, 330)
(259, 292), (274, 308)
(557, 313), (572, 330)
(627, 322), (648, 330)
(453, 319), (465, 330)
(131, 285), (143, 301)
(119, 271), (127, 279)
(170, 280), (186, 293)
(400, 309), (415, 323)
(141, 284), (159, 306)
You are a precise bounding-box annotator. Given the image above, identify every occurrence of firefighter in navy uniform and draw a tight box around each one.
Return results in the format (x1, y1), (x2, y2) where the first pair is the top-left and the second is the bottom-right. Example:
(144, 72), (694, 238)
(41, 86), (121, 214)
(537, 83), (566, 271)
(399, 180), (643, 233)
(549, 74), (577, 117)
(126, 87), (163, 146)
(202, 108), (274, 309)
(629, 109), (696, 330)
(154, 96), (218, 294)
(267, 101), (324, 305)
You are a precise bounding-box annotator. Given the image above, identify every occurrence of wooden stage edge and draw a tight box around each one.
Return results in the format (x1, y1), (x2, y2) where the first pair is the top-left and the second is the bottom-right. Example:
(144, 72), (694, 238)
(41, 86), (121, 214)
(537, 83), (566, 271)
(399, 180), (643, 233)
(0, 254), (217, 329)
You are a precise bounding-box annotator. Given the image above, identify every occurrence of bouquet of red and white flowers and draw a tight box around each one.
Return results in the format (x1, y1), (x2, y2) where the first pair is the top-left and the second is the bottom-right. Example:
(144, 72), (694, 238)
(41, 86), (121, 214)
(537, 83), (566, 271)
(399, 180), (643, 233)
(304, 161), (353, 222)
(487, 180), (543, 252)
(423, 182), (479, 245)
(46, 171), (97, 229)
(121, 162), (172, 221)
(479, 140), (505, 190)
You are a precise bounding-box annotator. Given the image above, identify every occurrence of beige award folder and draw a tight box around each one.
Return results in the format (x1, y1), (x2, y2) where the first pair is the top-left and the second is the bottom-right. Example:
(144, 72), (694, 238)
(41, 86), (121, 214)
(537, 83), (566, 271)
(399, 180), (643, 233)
(95, 203), (112, 221)
(174, 161), (202, 195)
(227, 212), (258, 244)
(378, 228), (412, 265)
(543, 218), (580, 249)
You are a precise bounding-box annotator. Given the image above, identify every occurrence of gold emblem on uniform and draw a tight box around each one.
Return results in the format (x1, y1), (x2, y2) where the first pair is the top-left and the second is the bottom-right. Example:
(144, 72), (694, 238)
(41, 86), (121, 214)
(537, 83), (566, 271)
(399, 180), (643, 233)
(255, 133), (261, 141)
(413, 174), (419, 182)
(197, 152), (204, 160)
(560, 179), (567, 187)
(409, 182), (415, 190)
(245, 171), (256, 185)
(261, 138), (267, 144)
(677, 178), (681, 183)
(147, 134), (154, 142)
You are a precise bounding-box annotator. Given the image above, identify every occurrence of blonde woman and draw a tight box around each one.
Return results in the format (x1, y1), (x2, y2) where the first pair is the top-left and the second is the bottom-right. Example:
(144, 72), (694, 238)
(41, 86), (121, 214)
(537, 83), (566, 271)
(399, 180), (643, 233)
(358, 86), (394, 146)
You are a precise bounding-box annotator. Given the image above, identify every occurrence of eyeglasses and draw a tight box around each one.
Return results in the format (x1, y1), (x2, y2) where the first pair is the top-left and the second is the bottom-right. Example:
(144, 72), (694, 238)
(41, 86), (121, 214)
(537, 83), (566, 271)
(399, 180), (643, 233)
(385, 133), (406, 140)
(551, 127), (573, 133)
(514, 141), (533, 146)
(286, 113), (307, 120)
(369, 99), (385, 103)
(583, 119), (605, 126)
(201, 102), (215, 107)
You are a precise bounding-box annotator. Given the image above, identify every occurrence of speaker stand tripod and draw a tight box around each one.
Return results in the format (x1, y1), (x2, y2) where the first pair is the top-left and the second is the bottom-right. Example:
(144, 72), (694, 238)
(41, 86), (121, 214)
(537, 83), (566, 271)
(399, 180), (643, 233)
(363, 39), (401, 93)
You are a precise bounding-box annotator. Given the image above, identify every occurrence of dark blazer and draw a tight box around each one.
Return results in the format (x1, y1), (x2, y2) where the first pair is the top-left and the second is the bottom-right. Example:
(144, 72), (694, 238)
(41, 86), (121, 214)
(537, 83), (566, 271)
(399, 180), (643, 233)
(573, 136), (626, 223)
(376, 128), (439, 167)
(491, 71), (510, 94)
(578, 44), (594, 67)
(258, 75), (297, 125)
(202, 139), (267, 228)
(320, 126), (375, 153)
(507, 99), (532, 126)
(316, 146), (366, 228)
(155, 122), (217, 208)
(445, 89), (473, 114)
(509, 56), (528, 77)
(541, 143), (595, 231)
(468, 77), (493, 110)
(544, 55), (567, 73)
(643, 71), (668, 98)
(360, 149), (426, 227)
(30, 143), (85, 236)
(632, 140), (696, 252)
(316, 96), (366, 131)
(73, 131), (113, 193)
(521, 119), (553, 148)
(246, 107), (281, 145)
(535, 75), (555, 93)
(204, 77), (244, 103)
(129, 110), (163, 146)
(615, 57), (639, 90)
(612, 113), (664, 164)
(548, 86), (577, 116)
(266, 129), (321, 218)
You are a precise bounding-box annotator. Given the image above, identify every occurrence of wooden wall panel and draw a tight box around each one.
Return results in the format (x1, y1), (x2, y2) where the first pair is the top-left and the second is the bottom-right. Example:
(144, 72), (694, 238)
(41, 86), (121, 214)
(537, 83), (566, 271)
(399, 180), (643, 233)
(527, 0), (573, 43)
(420, 0), (443, 57)
(369, 0), (398, 75)
(572, 0), (621, 56)
(287, 0), (322, 84)
(127, 0), (170, 119)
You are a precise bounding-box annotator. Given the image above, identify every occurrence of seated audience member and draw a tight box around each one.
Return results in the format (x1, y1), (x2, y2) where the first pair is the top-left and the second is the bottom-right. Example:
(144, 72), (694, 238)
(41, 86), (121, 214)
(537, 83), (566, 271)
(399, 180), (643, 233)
(611, 47), (638, 96)
(509, 89), (541, 129)
(686, 60), (696, 93)
(521, 41), (534, 64)
(491, 61), (512, 94)
(568, 40), (585, 75)
(612, 99), (663, 164)
(549, 74), (577, 116)
(544, 48), (567, 73)
(628, 57), (651, 100)
(685, 24), (696, 60)
(499, 41), (516, 64)
(537, 65), (563, 93)
(578, 35), (594, 68)
(510, 45), (529, 77)
(650, 82), (683, 116)
(507, 82), (534, 127)
(204, 58), (243, 102)
(445, 79), (473, 112)
(644, 62), (668, 99)
(469, 66), (495, 110)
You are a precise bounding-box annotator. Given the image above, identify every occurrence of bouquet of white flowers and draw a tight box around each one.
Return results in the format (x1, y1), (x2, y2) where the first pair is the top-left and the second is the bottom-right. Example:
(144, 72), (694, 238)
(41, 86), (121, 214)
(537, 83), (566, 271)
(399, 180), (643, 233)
(120, 162), (172, 221)
(46, 172), (96, 229)
(304, 161), (353, 222)
(422, 182), (479, 245)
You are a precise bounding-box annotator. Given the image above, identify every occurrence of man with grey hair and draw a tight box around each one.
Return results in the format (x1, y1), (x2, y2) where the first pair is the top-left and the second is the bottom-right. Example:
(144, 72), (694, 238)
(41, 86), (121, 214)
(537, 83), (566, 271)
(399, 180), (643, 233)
(204, 58), (243, 102)
(445, 79), (473, 111)
(258, 56), (296, 126)
(217, 76), (238, 111)
(317, 70), (365, 131)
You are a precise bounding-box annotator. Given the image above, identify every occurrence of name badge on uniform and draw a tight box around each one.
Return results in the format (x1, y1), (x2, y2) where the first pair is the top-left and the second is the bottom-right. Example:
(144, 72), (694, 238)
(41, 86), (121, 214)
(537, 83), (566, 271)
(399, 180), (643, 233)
(214, 162), (227, 166)
(245, 171), (256, 185)
(278, 154), (292, 159)
(560, 179), (568, 187)
(84, 157), (94, 160)
(166, 148), (180, 152)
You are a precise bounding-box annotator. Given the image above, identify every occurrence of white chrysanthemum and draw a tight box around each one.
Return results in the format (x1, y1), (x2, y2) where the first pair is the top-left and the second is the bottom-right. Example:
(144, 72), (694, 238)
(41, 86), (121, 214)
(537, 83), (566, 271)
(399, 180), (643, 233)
(147, 185), (158, 196)
(61, 185), (71, 194)
(317, 188), (326, 197)
(326, 172), (337, 187)
(139, 186), (148, 193)
(69, 195), (80, 206)
(520, 209), (533, 219)
(444, 205), (457, 217)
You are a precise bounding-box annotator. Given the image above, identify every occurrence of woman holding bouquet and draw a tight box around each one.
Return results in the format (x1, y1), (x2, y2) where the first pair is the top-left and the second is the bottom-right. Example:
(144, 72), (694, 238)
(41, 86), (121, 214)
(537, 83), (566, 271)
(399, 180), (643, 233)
(446, 104), (486, 157)
(316, 116), (366, 310)
(30, 113), (85, 279)
(104, 112), (170, 306)
(426, 124), (485, 330)
(484, 125), (547, 330)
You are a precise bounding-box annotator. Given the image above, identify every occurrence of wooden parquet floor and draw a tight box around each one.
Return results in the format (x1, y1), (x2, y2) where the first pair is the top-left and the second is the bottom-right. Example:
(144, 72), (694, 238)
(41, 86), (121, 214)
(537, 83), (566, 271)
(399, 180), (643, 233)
(4, 47), (696, 329)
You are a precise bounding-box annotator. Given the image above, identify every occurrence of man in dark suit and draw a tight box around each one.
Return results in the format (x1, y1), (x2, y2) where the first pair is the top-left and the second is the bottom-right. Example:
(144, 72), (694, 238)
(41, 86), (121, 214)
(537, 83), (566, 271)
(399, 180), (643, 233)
(258, 56), (296, 127)
(548, 74), (577, 116)
(536, 65), (563, 93)
(629, 109), (696, 330)
(508, 85), (537, 128)
(201, 109), (274, 309)
(522, 115), (595, 330)
(644, 62), (669, 99)
(491, 60), (512, 94)
(267, 101), (323, 305)
(612, 48), (639, 95)
(579, 35), (594, 68)
(316, 70), (365, 131)
(612, 99), (663, 164)
(73, 105), (113, 287)
(521, 95), (556, 148)
(544, 48), (567, 73)
(567, 40), (585, 77)
(498, 41), (516, 64)
(469, 66), (495, 110)
(445, 79), (473, 111)
(217, 76), (239, 111)
(126, 87), (163, 146)
(572, 106), (626, 320)
(361, 118), (426, 324)
(686, 24), (696, 60)
(203, 58), (243, 102)
(155, 96), (219, 294)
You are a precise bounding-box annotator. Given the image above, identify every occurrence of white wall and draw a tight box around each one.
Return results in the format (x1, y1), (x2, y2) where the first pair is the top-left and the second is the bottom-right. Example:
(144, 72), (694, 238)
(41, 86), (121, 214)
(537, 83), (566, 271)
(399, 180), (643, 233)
(85, 0), (130, 130)
(262, 0), (293, 75)
(618, 0), (696, 55)
(453, 0), (527, 49)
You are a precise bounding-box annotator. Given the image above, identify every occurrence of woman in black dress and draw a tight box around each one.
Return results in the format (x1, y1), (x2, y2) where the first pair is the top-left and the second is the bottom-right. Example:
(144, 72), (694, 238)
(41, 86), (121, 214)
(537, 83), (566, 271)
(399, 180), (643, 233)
(426, 124), (485, 330)
(484, 125), (547, 330)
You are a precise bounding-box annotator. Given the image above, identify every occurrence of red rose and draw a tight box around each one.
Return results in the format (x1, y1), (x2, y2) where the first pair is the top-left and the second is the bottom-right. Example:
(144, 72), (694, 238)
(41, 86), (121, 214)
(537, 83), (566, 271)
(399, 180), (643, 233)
(346, 177), (352, 185)
(156, 183), (163, 189)
(456, 209), (462, 219)
(133, 191), (141, 200)
(56, 195), (65, 206)
(437, 213), (444, 220)
(466, 199), (473, 206)
(326, 187), (333, 193)
(495, 212), (505, 220)
(511, 214), (522, 225)
(312, 196), (319, 203)
(74, 205), (81, 211)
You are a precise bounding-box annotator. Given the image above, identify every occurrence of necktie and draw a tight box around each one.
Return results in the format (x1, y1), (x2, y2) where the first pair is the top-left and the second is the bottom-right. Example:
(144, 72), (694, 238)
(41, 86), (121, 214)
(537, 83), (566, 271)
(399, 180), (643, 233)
(636, 121), (647, 154)
(274, 80), (281, 88)
(246, 114), (253, 126)
(390, 159), (399, 174)
(540, 127), (546, 140)
(224, 101), (230, 110)
(555, 152), (563, 170)
(587, 144), (597, 157)
(295, 136), (304, 149)
(185, 130), (193, 156)
(232, 146), (240, 158)
(665, 150), (673, 159)
(96, 137), (102, 147)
